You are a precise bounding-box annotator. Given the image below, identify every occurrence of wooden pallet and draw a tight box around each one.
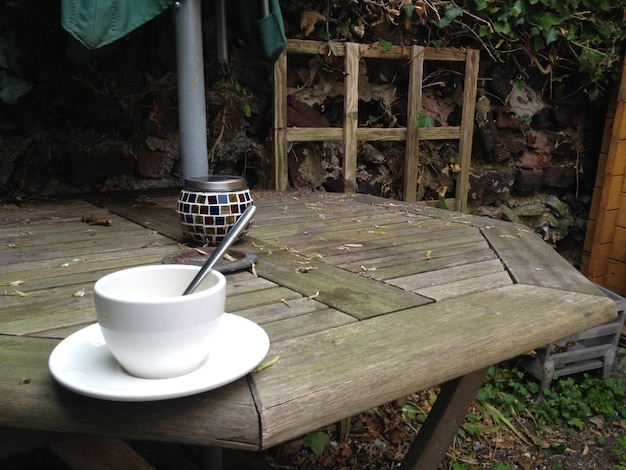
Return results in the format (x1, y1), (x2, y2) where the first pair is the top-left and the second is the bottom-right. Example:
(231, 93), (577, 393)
(519, 285), (626, 392)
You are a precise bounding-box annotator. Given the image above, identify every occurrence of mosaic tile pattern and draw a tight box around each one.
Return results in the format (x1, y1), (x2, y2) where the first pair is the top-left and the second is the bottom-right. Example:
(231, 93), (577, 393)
(177, 189), (254, 245)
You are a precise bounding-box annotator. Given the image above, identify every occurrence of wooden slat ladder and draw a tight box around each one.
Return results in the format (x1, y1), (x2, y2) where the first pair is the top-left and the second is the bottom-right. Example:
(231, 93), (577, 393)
(273, 39), (479, 212)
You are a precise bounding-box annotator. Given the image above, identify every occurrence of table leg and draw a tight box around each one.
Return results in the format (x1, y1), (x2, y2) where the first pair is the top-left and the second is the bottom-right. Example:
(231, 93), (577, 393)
(400, 368), (488, 470)
(0, 427), (78, 458)
(200, 446), (223, 470)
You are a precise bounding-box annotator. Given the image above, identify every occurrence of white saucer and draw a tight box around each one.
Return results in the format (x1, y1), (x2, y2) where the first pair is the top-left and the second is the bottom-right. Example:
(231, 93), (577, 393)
(48, 313), (270, 402)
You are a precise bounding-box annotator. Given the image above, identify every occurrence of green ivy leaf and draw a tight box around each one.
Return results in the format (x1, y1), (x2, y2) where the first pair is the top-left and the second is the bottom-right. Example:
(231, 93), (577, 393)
(568, 417), (584, 431)
(437, 4), (463, 27)
(303, 432), (329, 456)
(317, 30), (330, 41)
(510, 0), (525, 17)
(414, 113), (435, 128)
(379, 39), (393, 52)
(478, 25), (490, 37)
(241, 102), (252, 118)
(579, 49), (603, 74)
(493, 21), (511, 36)
(543, 27), (559, 45)
(535, 13), (562, 31)
(402, 3), (415, 19)
(475, 0), (488, 11)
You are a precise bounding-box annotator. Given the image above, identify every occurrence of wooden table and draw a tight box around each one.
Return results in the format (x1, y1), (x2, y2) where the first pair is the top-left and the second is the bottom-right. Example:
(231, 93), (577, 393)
(0, 191), (616, 469)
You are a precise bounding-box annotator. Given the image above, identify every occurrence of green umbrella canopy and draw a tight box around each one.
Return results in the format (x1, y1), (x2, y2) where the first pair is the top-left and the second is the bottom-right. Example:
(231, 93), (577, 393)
(61, 0), (175, 49)
(229, 0), (286, 62)
(61, 0), (286, 61)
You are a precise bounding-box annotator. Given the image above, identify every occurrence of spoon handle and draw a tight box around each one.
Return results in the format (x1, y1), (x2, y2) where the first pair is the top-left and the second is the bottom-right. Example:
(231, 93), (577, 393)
(182, 204), (257, 295)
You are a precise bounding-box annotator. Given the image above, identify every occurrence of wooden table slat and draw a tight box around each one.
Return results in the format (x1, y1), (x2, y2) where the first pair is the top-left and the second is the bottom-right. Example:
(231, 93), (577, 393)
(252, 284), (616, 447)
(483, 224), (604, 295)
(246, 244), (432, 319)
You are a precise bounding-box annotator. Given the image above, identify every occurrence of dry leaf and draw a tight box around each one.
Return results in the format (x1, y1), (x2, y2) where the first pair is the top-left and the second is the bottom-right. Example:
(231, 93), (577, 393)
(253, 355), (280, 372)
(81, 215), (112, 226)
(300, 10), (326, 36)
(5, 288), (27, 297)
(72, 288), (86, 298)
(307, 290), (320, 300)
(295, 266), (316, 274)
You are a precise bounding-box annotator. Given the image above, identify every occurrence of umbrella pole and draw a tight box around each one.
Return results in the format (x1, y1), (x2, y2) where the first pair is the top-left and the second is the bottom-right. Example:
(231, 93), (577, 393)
(175, 0), (209, 181)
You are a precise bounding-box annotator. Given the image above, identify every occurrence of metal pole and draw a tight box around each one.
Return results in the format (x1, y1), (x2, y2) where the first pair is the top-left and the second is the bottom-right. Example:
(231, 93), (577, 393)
(175, 0), (209, 181)
(215, 0), (228, 63)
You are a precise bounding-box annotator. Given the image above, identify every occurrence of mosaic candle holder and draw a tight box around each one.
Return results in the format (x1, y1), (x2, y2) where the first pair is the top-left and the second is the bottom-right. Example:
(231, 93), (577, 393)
(177, 176), (254, 245)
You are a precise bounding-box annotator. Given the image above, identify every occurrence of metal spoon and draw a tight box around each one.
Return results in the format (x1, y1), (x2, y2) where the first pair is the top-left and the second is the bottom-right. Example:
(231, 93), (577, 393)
(182, 204), (257, 295)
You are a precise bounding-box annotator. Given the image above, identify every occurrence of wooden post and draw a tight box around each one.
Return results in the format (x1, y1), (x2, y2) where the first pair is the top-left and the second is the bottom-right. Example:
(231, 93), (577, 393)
(455, 49), (480, 213)
(403, 46), (424, 203)
(343, 42), (360, 193)
(273, 49), (289, 191)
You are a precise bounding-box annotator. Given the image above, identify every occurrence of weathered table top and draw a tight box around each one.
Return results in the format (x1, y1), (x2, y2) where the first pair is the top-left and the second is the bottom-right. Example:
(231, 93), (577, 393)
(0, 191), (616, 466)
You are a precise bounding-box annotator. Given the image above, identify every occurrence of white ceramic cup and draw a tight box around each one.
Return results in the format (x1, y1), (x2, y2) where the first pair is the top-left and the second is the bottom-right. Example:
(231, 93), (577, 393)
(94, 265), (226, 379)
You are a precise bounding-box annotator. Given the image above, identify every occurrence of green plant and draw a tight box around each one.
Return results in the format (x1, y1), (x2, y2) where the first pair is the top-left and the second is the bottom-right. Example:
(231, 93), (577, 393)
(303, 431), (329, 456)
(414, 113), (435, 128)
(434, 0), (626, 100)
(476, 366), (626, 429)
(283, 0), (626, 102)
(614, 433), (626, 468)
(534, 373), (626, 426)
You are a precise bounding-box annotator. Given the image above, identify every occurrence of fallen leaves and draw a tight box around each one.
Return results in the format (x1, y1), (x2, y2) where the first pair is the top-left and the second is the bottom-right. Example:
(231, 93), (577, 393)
(295, 265), (317, 274)
(72, 288), (86, 298)
(253, 355), (280, 373)
(4, 289), (27, 296)
(300, 10), (326, 36)
(2, 280), (28, 296)
(81, 215), (112, 226)
(307, 290), (320, 300)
